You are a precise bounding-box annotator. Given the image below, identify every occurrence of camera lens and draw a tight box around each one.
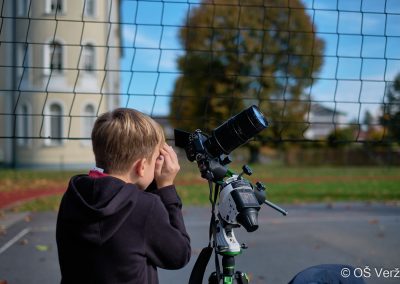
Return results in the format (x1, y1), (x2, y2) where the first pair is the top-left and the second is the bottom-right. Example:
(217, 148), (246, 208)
(204, 105), (268, 157)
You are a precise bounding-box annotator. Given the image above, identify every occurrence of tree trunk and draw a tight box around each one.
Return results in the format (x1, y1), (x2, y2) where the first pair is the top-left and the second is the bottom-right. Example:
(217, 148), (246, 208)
(248, 144), (260, 164)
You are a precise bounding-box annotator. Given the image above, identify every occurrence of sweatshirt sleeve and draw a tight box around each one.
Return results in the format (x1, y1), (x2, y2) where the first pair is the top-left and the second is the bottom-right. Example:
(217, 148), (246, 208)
(144, 186), (191, 269)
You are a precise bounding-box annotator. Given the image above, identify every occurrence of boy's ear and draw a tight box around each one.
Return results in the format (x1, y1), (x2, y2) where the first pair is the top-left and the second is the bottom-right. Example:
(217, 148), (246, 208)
(133, 158), (146, 177)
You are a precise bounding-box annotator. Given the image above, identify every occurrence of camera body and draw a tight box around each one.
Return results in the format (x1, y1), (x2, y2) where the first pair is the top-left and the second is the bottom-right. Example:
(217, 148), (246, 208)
(176, 129), (229, 181)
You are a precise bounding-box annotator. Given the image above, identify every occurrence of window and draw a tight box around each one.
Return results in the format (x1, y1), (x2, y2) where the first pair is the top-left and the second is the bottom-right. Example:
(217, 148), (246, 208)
(83, 44), (95, 72)
(50, 42), (63, 71)
(17, 103), (31, 147)
(46, 0), (64, 14)
(84, 0), (96, 17)
(45, 103), (63, 146)
(50, 104), (62, 139)
(82, 104), (96, 145)
(44, 41), (63, 74)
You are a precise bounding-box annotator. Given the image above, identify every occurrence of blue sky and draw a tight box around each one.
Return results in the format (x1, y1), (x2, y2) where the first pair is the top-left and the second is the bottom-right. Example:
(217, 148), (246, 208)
(119, 0), (400, 124)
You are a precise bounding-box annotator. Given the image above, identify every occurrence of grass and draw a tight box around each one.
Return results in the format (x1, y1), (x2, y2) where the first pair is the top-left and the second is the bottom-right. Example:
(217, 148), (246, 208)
(11, 195), (63, 212)
(0, 169), (80, 192)
(1, 164), (400, 211)
(176, 165), (400, 205)
(267, 180), (400, 203)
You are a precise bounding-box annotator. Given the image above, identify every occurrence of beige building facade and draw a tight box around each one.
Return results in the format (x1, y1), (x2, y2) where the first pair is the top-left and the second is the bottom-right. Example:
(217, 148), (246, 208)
(0, 0), (121, 168)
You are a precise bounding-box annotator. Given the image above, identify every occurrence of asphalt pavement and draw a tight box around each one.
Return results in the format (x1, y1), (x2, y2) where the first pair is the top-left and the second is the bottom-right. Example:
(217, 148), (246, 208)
(0, 202), (399, 284)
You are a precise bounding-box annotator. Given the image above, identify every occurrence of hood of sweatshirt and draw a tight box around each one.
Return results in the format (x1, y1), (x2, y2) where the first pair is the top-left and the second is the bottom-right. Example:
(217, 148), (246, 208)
(58, 175), (139, 245)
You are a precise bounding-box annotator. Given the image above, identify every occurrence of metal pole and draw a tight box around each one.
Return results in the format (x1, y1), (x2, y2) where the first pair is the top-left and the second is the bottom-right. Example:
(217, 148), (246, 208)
(11, 0), (18, 168)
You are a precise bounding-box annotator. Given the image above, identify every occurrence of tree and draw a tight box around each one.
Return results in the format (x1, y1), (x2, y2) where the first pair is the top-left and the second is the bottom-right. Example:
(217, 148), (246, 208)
(381, 73), (400, 144)
(362, 110), (384, 147)
(327, 127), (355, 148)
(363, 110), (374, 132)
(170, 0), (324, 161)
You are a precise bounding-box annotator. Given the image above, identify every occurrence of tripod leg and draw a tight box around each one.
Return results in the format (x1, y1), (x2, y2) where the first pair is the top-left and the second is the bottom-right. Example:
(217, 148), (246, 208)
(209, 272), (219, 284)
(235, 271), (249, 284)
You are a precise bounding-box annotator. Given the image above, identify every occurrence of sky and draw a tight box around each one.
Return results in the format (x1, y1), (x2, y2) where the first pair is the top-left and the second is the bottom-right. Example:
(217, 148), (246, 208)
(118, 0), (400, 124)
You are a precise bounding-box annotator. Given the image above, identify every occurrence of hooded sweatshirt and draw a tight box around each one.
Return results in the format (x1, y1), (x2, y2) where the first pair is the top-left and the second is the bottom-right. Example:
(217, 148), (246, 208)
(56, 174), (191, 284)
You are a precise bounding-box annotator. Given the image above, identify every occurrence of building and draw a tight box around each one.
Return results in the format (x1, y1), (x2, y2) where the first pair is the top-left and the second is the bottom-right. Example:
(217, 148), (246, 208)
(304, 103), (347, 140)
(0, 0), (121, 168)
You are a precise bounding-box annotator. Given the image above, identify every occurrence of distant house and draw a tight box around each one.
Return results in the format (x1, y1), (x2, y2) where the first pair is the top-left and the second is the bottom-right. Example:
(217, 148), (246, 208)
(304, 103), (347, 140)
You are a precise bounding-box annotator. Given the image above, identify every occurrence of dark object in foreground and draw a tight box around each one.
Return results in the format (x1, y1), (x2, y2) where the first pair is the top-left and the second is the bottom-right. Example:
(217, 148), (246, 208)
(288, 264), (366, 284)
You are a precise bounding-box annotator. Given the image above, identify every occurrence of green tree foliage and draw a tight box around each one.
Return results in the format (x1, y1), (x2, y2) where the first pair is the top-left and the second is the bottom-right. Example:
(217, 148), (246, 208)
(327, 127), (356, 148)
(381, 73), (400, 144)
(170, 0), (324, 157)
(362, 110), (385, 147)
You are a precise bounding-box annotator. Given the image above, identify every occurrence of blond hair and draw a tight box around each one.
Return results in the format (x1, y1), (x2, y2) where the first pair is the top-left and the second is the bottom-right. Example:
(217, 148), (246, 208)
(91, 108), (165, 174)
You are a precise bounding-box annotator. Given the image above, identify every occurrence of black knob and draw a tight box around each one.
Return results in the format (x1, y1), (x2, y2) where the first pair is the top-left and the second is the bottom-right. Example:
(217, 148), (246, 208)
(242, 165), (253, 176)
(222, 156), (233, 165)
(255, 182), (266, 191)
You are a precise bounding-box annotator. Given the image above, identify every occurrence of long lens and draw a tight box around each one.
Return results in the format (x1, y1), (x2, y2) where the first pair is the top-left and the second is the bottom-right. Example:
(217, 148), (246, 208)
(204, 105), (268, 157)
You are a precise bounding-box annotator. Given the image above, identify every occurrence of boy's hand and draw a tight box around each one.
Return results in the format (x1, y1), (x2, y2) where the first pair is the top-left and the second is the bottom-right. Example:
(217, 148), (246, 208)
(155, 144), (180, 189)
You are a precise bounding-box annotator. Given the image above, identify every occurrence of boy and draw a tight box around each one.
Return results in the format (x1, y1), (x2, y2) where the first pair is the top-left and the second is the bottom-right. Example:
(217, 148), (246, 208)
(56, 108), (191, 284)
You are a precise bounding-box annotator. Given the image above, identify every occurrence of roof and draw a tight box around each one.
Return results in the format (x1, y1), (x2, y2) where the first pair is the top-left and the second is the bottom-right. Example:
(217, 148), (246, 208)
(311, 103), (346, 116)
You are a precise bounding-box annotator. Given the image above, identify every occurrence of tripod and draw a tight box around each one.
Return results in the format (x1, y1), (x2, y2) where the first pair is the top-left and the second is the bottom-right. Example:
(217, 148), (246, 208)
(174, 107), (285, 284)
(190, 180), (249, 284)
(208, 220), (249, 284)
(209, 256), (249, 284)
(188, 166), (287, 284)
